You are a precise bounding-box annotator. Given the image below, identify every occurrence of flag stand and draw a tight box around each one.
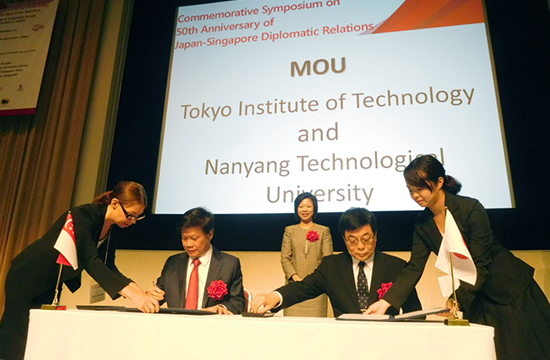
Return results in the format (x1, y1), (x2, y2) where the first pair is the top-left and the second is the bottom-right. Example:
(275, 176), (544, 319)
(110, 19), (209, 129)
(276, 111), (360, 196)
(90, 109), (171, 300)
(42, 211), (76, 310)
(444, 254), (469, 326)
(41, 263), (67, 310)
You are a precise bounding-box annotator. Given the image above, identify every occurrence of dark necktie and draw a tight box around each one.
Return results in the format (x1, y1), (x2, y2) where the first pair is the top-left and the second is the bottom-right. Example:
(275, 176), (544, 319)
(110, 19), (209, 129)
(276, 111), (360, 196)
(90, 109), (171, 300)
(185, 258), (201, 309)
(357, 261), (369, 311)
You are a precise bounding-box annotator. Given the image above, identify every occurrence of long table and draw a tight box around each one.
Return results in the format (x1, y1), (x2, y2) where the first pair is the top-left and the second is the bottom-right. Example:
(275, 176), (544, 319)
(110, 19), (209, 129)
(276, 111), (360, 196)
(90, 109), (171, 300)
(25, 309), (496, 360)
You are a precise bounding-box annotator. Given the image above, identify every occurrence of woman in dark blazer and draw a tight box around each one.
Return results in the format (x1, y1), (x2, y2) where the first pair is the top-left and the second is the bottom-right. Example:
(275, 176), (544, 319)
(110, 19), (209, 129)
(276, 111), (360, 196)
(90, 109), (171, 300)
(367, 155), (550, 360)
(0, 181), (160, 360)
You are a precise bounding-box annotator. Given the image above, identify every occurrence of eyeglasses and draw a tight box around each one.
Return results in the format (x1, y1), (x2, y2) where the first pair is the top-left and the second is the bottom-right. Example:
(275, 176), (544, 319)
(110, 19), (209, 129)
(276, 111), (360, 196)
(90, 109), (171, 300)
(120, 202), (145, 221)
(345, 236), (375, 246)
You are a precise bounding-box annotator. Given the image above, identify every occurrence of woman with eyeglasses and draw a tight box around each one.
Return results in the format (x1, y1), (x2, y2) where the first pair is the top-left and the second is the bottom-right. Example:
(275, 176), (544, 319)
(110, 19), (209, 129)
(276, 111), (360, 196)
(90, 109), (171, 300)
(280, 192), (333, 317)
(366, 155), (550, 360)
(0, 181), (159, 360)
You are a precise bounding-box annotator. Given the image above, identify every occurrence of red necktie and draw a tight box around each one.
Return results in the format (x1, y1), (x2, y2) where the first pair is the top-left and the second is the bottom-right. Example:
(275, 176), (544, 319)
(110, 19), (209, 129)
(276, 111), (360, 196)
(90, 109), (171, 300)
(185, 258), (201, 309)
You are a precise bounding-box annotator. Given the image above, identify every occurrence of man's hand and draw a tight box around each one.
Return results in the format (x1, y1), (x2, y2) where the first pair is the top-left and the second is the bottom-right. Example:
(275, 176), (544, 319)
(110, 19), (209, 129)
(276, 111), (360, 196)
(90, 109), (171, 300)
(146, 285), (165, 302)
(365, 299), (391, 314)
(250, 293), (280, 314)
(203, 305), (233, 315)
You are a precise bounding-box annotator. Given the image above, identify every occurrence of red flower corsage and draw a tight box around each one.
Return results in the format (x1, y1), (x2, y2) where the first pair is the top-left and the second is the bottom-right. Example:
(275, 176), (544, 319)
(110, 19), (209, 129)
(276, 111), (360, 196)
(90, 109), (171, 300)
(207, 280), (228, 301)
(306, 230), (320, 242)
(377, 282), (393, 299)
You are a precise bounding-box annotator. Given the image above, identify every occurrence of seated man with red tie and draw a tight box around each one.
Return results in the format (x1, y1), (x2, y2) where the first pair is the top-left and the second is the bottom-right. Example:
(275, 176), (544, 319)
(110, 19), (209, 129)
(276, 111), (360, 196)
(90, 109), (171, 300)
(147, 207), (245, 314)
(251, 208), (422, 316)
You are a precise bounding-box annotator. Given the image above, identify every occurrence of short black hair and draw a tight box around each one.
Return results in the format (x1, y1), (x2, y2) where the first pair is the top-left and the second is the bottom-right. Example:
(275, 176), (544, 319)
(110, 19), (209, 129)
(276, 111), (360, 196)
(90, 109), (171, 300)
(338, 208), (378, 238)
(179, 207), (214, 234)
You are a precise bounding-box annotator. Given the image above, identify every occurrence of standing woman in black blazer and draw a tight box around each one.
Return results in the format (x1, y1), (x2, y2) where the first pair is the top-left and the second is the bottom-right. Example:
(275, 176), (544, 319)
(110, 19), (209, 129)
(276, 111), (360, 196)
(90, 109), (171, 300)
(0, 181), (160, 360)
(367, 155), (550, 360)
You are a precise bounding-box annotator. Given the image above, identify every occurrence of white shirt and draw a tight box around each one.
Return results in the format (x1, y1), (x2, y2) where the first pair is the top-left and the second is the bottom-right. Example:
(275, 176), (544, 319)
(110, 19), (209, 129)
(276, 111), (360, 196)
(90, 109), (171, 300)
(185, 246), (213, 309)
(274, 253), (376, 307)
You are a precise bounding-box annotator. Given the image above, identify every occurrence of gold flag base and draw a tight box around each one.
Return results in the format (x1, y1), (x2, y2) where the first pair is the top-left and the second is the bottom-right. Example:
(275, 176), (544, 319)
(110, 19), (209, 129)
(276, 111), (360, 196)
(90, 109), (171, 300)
(40, 304), (67, 310)
(445, 318), (470, 326)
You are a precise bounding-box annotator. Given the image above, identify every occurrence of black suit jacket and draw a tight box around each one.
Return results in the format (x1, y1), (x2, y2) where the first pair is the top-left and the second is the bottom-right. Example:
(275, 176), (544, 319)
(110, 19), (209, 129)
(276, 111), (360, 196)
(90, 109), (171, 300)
(156, 247), (246, 314)
(8, 203), (131, 301)
(275, 251), (422, 317)
(383, 192), (534, 317)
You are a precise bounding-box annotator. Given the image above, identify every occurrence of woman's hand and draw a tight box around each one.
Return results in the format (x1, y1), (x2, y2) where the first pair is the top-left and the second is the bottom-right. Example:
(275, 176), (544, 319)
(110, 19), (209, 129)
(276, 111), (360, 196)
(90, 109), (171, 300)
(291, 274), (302, 282)
(120, 282), (160, 313)
(436, 298), (460, 318)
(365, 299), (391, 314)
(203, 305), (233, 315)
(146, 284), (165, 301)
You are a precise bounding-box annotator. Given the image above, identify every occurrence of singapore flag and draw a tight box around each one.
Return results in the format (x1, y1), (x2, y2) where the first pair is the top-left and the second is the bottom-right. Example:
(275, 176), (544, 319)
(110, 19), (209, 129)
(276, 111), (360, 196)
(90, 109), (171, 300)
(54, 212), (78, 270)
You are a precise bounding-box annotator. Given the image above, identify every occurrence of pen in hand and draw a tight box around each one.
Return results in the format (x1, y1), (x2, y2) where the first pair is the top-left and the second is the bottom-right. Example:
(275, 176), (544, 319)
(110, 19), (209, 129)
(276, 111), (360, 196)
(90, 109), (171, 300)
(147, 281), (165, 301)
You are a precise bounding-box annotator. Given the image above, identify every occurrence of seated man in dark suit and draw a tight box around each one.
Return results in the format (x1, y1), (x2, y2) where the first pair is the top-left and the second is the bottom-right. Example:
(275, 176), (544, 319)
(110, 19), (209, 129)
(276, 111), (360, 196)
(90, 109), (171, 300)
(251, 207), (422, 316)
(147, 207), (245, 314)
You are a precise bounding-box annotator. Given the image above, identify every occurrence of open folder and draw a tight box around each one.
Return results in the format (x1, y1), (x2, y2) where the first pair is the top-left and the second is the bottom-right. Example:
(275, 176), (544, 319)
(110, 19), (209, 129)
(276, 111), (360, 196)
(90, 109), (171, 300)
(336, 307), (448, 321)
(76, 305), (216, 315)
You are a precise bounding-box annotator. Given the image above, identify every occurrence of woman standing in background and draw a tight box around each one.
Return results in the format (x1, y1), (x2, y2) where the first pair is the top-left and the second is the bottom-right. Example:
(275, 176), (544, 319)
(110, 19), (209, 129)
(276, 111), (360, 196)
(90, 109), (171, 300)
(281, 192), (333, 317)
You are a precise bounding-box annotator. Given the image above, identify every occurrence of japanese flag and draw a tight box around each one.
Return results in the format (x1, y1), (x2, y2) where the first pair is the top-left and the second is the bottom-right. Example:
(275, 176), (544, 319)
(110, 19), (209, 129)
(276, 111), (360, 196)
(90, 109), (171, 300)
(54, 212), (78, 270)
(435, 209), (476, 296)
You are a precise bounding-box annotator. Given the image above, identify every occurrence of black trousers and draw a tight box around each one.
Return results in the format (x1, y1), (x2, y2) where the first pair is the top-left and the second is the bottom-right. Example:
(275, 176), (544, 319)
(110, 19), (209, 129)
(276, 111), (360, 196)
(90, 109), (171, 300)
(469, 280), (550, 360)
(0, 269), (57, 360)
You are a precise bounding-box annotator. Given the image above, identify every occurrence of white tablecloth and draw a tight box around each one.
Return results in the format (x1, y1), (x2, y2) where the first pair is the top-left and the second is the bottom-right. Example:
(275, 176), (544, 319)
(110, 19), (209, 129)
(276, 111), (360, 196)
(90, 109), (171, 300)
(25, 309), (496, 360)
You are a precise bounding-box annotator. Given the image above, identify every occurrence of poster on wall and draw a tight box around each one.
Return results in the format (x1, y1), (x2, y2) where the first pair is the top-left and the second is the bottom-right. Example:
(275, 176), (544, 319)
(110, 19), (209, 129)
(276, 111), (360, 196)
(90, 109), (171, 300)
(0, 0), (59, 116)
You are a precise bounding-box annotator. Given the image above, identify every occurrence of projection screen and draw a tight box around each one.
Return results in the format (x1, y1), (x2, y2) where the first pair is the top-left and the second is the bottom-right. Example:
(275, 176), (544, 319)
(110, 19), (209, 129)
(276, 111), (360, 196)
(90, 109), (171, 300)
(154, 0), (513, 214)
